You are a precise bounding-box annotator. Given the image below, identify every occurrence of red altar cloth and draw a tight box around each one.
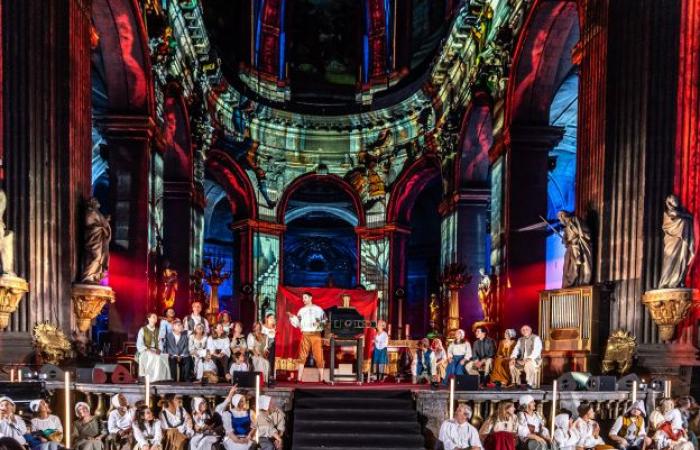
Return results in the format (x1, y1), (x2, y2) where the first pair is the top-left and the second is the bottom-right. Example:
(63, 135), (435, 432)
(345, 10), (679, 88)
(275, 287), (378, 369)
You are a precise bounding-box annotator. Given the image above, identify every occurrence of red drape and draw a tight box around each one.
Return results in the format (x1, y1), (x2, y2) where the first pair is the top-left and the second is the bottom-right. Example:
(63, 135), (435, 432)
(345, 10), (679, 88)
(275, 287), (378, 367)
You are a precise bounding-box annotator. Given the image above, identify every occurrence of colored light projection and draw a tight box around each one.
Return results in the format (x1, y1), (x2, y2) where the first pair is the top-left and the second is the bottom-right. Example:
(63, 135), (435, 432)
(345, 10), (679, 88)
(253, 233), (280, 317)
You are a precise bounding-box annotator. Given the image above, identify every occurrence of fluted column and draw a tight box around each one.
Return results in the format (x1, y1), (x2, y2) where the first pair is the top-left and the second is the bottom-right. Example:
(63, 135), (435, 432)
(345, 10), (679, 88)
(1, 0), (92, 357)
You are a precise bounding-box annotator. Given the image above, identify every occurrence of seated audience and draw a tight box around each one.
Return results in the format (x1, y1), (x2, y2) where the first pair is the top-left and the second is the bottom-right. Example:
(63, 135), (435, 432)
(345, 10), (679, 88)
(445, 329), (472, 383)
(221, 394), (254, 450)
(439, 404), (483, 450)
(29, 399), (63, 450)
(72, 402), (106, 450)
(412, 338), (437, 385)
(137, 312), (171, 382)
(609, 401), (650, 450)
(207, 323), (231, 379)
(517, 395), (550, 450)
(479, 401), (518, 450)
(553, 412), (579, 450)
(189, 398), (218, 450)
(573, 402), (612, 450)
(0, 397), (27, 447)
(184, 301), (210, 335)
(467, 326), (496, 383)
(159, 395), (192, 450)
(491, 329), (517, 388)
(247, 322), (270, 383)
(163, 319), (192, 382)
(510, 325), (542, 388)
(256, 395), (285, 450)
(133, 406), (163, 450)
(107, 394), (135, 450)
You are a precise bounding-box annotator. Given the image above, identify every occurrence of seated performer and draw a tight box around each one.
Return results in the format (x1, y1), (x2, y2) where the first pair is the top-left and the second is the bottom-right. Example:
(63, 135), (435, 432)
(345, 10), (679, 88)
(72, 402), (106, 450)
(247, 322), (270, 383)
(412, 338), (437, 385)
(553, 412), (579, 450)
(651, 399), (693, 450)
(218, 311), (233, 336)
(29, 399), (63, 450)
(479, 401), (518, 450)
(230, 322), (248, 356)
(574, 403), (613, 450)
(159, 308), (177, 346)
(439, 404), (483, 450)
(207, 323), (231, 379)
(189, 397), (219, 450)
(433, 338), (448, 383)
(517, 395), (551, 450)
(163, 319), (192, 382)
(0, 397), (27, 447)
(225, 352), (249, 382)
(107, 394), (135, 450)
(609, 401), (650, 450)
(132, 406), (163, 450)
(491, 329), (517, 387)
(466, 326), (496, 382)
(256, 395), (285, 450)
(510, 325), (542, 388)
(287, 291), (326, 383)
(184, 301), (210, 335)
(444, 329), (472, 384)
(137, 313), (171, 382)
(159, 395), (192, 450)
(221, 394), (253, 450)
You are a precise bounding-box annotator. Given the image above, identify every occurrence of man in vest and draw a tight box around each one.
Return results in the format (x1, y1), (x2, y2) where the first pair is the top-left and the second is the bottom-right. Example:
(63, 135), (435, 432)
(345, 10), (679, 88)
(608, 401), (651, 450)
(509, 325), (543, 388)
(413, 338), (437, 386)
(163, 319), (192, 382)
(184, 300), (210, 335)
(287, 291), (326, 383)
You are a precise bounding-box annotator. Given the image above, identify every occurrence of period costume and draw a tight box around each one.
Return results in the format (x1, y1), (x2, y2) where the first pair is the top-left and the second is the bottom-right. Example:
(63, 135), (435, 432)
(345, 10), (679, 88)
(107, 396), (135, 450)
(480, 415), (518, 450)
(184, 314), (210, 335)
(609, 402), (648, 450)
(444, 338), (472, 383)
(206, 334), (231, 378)
(439, 419), (483, 450)
(0, 397), (28, 446)
(553, 414), (578, 450)
(466, 336), (496, 376)
(517, 397), (550, 450)
(412, 347), (437, 384)
(163, 331), (193, 382)
(510, 334), (542, 388)
(372, 330), (389, 377)
(247, 332), (270, 383)
(221, 395), (252, 450)
(133, 420), (163, 450)
(491, 332), (517, 385)
(189, 398), (218, 450)
(159, 406), (192, 450)
(573, 417), (610, 450)
(72, 403), (106, 450)
(136, 324), (171, 382)
(188, 334), (208, 381)
(256, 396), (285, 450)
(261, 324), (276, 383)
(434, 346), (448, 382)
(30, 406), (64, 450)
(289, 303), (326, 369)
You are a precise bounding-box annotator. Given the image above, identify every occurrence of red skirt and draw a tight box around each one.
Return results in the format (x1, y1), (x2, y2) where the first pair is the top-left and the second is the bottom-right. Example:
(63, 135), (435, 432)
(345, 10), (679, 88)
(485, 431), (516, 450)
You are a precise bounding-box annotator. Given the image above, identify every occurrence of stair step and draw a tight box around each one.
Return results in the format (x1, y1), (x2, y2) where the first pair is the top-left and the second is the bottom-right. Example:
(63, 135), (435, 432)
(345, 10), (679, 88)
(293, 419), (421, 433)
(294, 397), (413, 409)
(294, 408), (418, 421)
(293, 447), (426, 450)
(294, 389), (412, 400)
(292, 432), (425, 447)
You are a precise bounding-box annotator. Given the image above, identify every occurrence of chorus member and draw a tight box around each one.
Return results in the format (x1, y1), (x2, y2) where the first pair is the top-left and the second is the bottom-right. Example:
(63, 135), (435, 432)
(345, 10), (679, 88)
(207, 323), (231, 378)
(221, 394), (254, 450)
(652, 399), (693, 450)
(137, 312), (171, 382)
(230, 322), (248, 356)
(133, 406), (163, 450)
(412, 338), (437, 385)
(184, 301), (210, 335)
(517, 395), (551, 450)
(444, 329), (472, 384)
(466, 326), (496, 380)
(439, 404), (483, 450)
(553, 413), (579, 450)
(479, 401), (518, 450)
(107, 394), (135, 450)
(215, 388), (239, 416)
(218, 311), (233, 336)
(608, 401), (650, 450)
(29, 399), (63, 450)
(491, 329), (517, 387)
(247, 322), (270, 383)
(225, 352), (249, 382)
(677, 397), (698, 449)
(0, 397), (27, 447)
(189, 398), (218, 450)
(158, 308), (177, 346)
(256, 395), (285, 450)
(164, 319), (192, 382)
(159, 395), (192, 450)
(261, 314), (277, 386)
(287, 291), (326, 383)
(510, 325), (543, 388)
(72, 402), (106, 450)
(372, 320), (389, 382)
(574, 403), (612, 450)
(189, 323), (208, 382)
(433, 339), (448, 383)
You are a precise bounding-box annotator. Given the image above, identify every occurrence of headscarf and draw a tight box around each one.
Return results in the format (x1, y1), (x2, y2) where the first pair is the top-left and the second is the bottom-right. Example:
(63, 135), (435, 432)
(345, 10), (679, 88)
(505, 329), (517, 339)
(455, 329), (465, 340)
(555, 413), (571, 430)
(75, 402), (90, 417)
(0, 396), (15, 406)
(231, 394), (244, 409)
(259, 395), (272, 411)
(111, 394), (124, 409)
(519, 395), (535, 407)
(29, 400), (42, 413)
(191, 397), (206, 414)
(627, 400), (646, 417)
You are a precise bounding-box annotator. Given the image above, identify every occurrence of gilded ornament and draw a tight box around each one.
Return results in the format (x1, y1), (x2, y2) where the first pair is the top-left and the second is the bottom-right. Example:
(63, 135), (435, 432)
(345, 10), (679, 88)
(601, 329), (636, 374)
(32, 322), (72, 365)
(72, 284), (115, 333)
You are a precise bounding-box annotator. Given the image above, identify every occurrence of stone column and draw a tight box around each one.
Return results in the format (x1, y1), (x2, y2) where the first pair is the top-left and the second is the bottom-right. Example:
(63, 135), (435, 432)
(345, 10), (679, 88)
(1, 0), (92, 359)
(230, 219), (256, 325)
(386, 224), (410, 339)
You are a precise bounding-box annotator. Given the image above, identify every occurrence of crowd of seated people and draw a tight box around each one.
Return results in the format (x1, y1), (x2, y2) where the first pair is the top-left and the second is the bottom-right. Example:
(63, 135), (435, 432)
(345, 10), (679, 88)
(437, 396), (700, 450)
(134, 302), (276, 386)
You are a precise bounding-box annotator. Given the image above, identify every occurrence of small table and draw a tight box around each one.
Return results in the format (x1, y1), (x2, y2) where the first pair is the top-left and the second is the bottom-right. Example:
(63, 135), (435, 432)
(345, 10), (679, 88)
(328, 336), (364, 384)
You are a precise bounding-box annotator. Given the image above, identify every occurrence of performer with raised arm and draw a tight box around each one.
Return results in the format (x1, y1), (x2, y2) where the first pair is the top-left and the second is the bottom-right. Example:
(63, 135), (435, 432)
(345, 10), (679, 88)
(287, 291), (327, 383)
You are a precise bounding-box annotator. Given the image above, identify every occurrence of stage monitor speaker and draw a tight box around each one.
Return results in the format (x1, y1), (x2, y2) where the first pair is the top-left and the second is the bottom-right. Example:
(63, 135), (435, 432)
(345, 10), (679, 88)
(617, 374), (640, 391)
(557, 372), (591, 391)
(587, 375), (617, 391)
(39, 364), (64, 381)
(232, 371), (263, 388)
(649, 378), (666, 392)
(76, 367), (108, 384)
(110, 364), (135, 384)
(0, 382), (46, 404)
(455, 374), (480, 391)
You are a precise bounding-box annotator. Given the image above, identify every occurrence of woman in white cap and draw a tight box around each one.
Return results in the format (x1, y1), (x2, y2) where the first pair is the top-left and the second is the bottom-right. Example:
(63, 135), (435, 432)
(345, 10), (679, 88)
(72, 402), (106, 450)
(159, 395), (193, 450)
(516, 395), (550, 450)
(107, 394), (134, 450)
(573, 402), (613, 450)
(29, 399), (63, 450)
(189, 397), (218, 450)
(552, 412), (578, 450)
(132, 406), (163, 450)
(444, 329), (472, 384)
(221, 394), (253, 450)
(650, 399), (693, 450)
(608, 401), (651, 450)
(255, 395), (285, 450)
(0, 397), (27, 447)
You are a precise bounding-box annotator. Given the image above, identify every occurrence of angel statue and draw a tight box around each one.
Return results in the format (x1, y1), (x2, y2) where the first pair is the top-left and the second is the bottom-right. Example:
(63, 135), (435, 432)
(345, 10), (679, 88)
(557, 211), (593, 288)
(659, 195), (695, 288)
(0, 189), (15, 275)
(80, 197), (111, 284)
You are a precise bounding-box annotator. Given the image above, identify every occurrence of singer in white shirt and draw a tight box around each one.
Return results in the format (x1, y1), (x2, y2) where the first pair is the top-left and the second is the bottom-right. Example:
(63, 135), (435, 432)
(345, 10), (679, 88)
(287, 291), (326, 383)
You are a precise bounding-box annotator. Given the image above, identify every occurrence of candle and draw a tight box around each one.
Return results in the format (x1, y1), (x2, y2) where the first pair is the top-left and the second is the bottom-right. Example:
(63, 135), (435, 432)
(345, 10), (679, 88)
(387, 324), (392, 339)
(255, 373), (261, 444)
(632, 380), (637, 403)
(550, 380), (558, 432)
(65, 372), (71, 449)
(145, 375), (150, 407)
(10, 368), (14, 383)
(404, 324), (410, 340)
(664, 380), (672, 398)
(18, 369), (22, 382)
(449, 378), (455, 420)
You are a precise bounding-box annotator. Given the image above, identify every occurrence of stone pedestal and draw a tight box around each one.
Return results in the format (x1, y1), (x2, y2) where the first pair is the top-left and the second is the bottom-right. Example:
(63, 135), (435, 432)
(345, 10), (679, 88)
(72, 284), (115, 333)
(0, 275), (29, 330)
(642, 288), (699, 342)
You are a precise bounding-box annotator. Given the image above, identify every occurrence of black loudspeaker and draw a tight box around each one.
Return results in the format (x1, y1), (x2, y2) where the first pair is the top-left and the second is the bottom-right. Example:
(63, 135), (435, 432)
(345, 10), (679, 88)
(232, 371), (263, 388)
(39, 364), (65, 381)
(455, 374), (480, 391)
(617, 373), (640, 391)
(587, 375), (617, 391)
(557, 372), (591, 391)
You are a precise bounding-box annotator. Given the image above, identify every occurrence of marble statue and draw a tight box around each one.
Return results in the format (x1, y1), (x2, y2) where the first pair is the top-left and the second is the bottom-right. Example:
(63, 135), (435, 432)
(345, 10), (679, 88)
(80, 197), (111, 284)
(557, 211), (593, 288)
(658, 194), (695, 288)
(477, 268), (493, 321)
(0, 189), (15, 275)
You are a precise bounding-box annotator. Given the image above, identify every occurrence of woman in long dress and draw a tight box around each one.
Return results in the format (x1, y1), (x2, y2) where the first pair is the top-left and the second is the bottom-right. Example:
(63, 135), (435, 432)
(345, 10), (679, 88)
(247, 322), (270, 383)
(491, 329), (517, 387)
(432, 338), (448, 383)
(137, 313), (171, 382)
(480, 401), (518, 450)
(72, 402), (106, 450)
(189, 398), (219, 450)
(444, 329), (472, 383)
(188, 324), (208, 382)
(221, 394), (254, 450)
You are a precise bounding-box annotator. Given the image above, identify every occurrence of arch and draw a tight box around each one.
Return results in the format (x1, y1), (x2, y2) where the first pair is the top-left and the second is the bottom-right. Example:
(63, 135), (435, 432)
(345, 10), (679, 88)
(505, 0), (580, 126)
(163, 86), (194, 182)
(386, 155), (441, 224)
(205, 149), (258, 220)
(277, 173), (366, 226)
(455, 91), (493, 189)
(91, 0), (154, 114)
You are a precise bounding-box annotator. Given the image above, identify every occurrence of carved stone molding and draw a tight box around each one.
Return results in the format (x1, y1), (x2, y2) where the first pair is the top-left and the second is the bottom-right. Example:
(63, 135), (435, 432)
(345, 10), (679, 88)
(642, 288), (699, 342)
(72, 284), (115, 333)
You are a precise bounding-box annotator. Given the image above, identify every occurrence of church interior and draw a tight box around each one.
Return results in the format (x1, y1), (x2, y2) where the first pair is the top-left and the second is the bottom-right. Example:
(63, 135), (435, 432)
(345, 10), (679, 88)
(0, 1), (699, 450)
